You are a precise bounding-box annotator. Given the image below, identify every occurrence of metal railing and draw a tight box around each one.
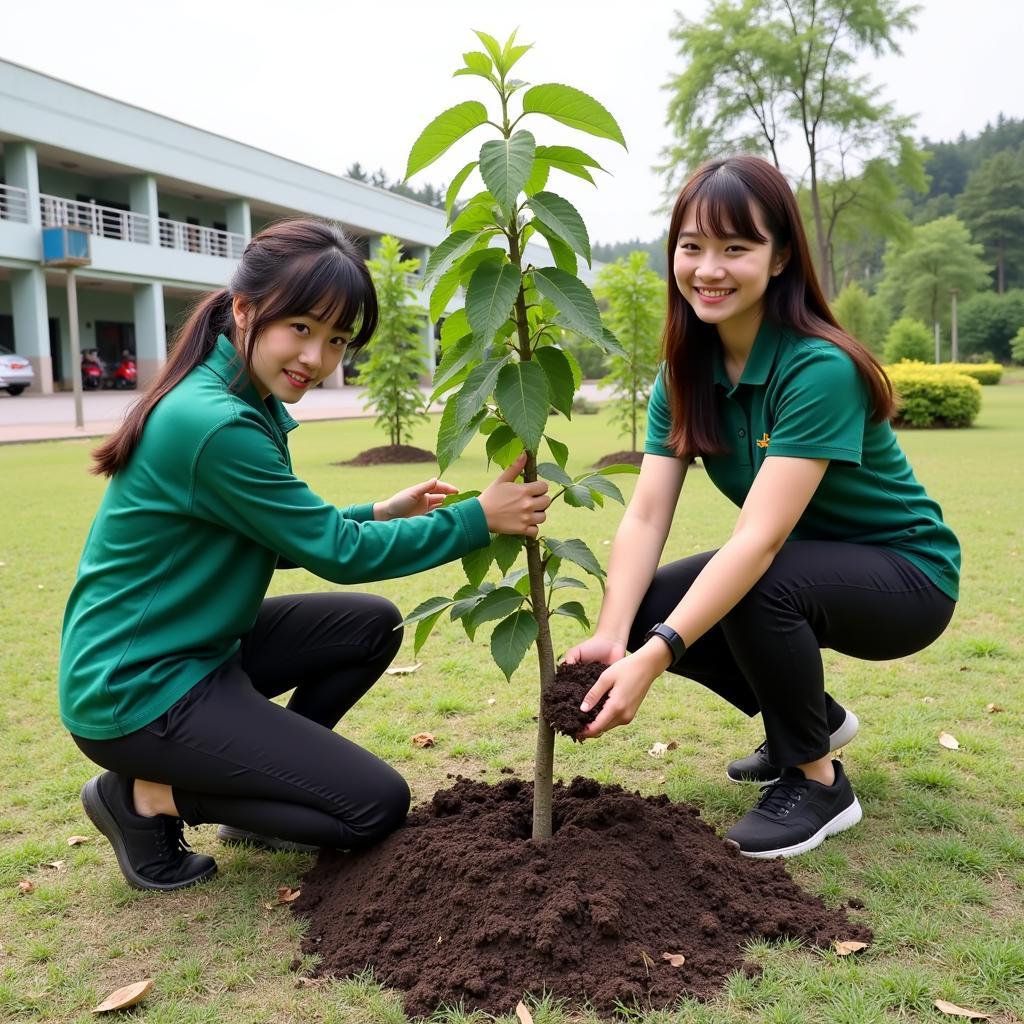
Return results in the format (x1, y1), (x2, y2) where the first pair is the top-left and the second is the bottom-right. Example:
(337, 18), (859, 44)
(40, 193), (151, 243)
(0, 183), (30, 223)
(158, 219), (245, 259)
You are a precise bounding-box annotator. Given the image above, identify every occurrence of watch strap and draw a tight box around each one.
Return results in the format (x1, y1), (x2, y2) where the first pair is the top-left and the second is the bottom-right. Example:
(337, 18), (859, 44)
(644, 623), (686, 666)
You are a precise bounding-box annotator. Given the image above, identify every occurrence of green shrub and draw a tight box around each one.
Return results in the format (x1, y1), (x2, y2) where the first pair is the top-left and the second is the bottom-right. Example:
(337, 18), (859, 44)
(1012, 327), (1024, 364)
(947, 362), (1003, 385)
(958, 289), (1024, 361)
(884, 317), (933, 363)
(886, 363), (982, 427)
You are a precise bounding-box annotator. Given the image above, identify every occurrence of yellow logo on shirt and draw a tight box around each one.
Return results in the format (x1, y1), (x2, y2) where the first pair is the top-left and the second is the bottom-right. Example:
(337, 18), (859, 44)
(756, 433), (770, 448)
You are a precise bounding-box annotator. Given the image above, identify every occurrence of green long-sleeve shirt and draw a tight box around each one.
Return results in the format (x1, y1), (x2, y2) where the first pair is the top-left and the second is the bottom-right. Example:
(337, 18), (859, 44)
(59, 335), (489, 740)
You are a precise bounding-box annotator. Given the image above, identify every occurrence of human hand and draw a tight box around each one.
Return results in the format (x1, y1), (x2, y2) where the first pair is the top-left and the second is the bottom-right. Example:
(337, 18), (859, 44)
(375, 478), (460, 521)
(576, 646), (668, 740)
(563, 634), (627, 667)
(478, 453), (550, 537)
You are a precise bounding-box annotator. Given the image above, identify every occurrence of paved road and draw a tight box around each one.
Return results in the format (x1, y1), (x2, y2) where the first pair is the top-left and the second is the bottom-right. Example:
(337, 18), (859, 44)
(0, 382), (610, 444)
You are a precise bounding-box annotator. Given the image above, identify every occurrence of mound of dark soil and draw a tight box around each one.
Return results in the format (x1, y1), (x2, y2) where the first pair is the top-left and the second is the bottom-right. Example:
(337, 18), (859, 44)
(337, 445), (436, 466)
(294, 776), (870, 1019)
(541, 661), (609, 739)
(592, 450), (644, 470)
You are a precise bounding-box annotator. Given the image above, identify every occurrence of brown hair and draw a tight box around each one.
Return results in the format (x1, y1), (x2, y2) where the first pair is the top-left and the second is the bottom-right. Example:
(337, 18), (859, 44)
(662, 155), (894, 457)
(92, 218), (378, 477)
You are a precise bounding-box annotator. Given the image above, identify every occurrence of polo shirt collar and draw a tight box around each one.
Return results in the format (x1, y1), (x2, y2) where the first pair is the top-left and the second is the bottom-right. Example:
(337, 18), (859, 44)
(713, 319), (785, 391)
(205, 334), (299, 434)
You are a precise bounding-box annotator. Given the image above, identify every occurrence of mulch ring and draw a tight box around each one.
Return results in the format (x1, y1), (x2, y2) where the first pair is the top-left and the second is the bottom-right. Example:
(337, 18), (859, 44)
(592, 450), (645, 470)
(336, 445), (436, 466)
(294, 774), (871, 1019)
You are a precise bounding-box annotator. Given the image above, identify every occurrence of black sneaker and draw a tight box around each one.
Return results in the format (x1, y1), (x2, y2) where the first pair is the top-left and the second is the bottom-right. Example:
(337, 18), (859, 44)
(726, 707), (859, 784)
(81, 773), (217, 891)
(724, 759), (862, 858)
(216, 824), (317, 854)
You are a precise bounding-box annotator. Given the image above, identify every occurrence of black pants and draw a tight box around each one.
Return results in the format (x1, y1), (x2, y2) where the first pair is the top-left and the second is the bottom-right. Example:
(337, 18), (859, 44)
(629, 542), (956, 767)
(73, 592), (408, 849)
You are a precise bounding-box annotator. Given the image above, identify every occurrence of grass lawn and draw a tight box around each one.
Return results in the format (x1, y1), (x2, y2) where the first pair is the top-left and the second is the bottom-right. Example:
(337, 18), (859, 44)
(1, 376), (1022, 1024)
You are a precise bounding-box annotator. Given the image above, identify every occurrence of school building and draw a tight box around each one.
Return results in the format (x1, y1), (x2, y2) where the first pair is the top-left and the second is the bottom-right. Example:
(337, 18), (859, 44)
(0, 59), (590, 393)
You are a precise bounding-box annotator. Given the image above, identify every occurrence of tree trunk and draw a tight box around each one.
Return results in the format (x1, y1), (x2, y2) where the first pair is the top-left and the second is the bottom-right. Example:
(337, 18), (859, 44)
(809, 169), (831, 299)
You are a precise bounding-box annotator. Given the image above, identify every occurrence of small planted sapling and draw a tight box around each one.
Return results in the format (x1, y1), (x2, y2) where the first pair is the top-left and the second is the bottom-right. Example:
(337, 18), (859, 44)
(402, 30), (633, 839)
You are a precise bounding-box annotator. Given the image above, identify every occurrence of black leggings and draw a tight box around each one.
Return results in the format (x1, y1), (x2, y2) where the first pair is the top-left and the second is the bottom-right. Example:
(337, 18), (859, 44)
(629, 542), (956, 767)
(73, 592), (408, 849)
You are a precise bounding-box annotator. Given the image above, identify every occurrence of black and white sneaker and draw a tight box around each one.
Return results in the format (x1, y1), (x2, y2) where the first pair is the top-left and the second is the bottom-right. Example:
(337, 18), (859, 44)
(216, 824), (317, 854)
(724, 759), (862, 858)
(726, 707), (859, 784)
(81, 773), (217, 891)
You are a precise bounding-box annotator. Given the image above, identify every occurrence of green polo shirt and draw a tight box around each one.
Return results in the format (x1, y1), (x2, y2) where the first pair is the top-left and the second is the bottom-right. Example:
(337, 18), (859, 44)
(645, 321), (960, 600)
(59, 335), (490, 740)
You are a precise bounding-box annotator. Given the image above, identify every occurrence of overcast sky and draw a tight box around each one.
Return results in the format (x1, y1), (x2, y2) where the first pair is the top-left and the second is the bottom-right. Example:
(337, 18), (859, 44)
(2, 0), (1020, 244)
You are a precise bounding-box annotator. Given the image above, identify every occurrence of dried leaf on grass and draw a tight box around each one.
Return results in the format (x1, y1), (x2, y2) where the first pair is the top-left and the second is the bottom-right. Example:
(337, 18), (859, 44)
(933, 998), (992, 1020)
(661, 952), (686, 967)
(44, 860), (66, 870)
(487, 698), (497, 706)
(938, 731), (960, 750)
(385, 662), (422, 676)
(17, 879), (34, 894)
(92, 978), (153, 1013)
(67, 835), (91, 846)
(647, 741), (678, 757)
(411, 732), (436, 748)
(922, 695), (937, 704)
(985, 703), (1004, 713)
(275, 886), (301, 904)
(834, 940), (869, 956)
(515, 1002), (535, 1024)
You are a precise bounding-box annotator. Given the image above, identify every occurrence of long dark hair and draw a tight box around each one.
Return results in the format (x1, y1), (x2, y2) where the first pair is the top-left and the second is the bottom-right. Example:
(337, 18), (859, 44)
(92, 218), (378, 476)
(662, 155), (894, 458)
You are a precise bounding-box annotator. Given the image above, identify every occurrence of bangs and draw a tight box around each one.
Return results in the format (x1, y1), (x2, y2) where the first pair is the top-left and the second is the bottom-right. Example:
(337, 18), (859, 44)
(685, 167), (770, 244)
(257, 248), (379, 348)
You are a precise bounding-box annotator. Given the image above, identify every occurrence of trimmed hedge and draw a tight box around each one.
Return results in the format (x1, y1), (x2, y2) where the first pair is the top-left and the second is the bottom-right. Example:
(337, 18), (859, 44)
(886, 359), (1003, 385)
(885, 362), (982, 428)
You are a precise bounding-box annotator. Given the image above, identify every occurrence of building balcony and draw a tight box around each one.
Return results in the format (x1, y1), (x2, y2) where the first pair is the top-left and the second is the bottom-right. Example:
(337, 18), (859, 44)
(0, 183), (30, 223)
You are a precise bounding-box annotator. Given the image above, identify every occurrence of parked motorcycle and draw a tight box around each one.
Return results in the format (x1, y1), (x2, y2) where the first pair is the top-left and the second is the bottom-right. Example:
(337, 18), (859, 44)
(81, 351), (104, 390)
(112, 354), (137, 389)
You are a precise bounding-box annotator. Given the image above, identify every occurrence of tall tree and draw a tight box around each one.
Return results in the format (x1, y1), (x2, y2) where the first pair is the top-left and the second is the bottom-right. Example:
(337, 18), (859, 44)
(958, 150), (1024, 293)
(361, 235), (430, 447)
(661, 0), (922, 298)
(594, 252), (665, 452)
(877, 216), (990, 339)
(831, 281), (888, 354)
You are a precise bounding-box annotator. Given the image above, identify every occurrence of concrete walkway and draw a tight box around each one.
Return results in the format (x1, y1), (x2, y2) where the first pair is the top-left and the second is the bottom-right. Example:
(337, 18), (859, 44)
(0, 383), (610, 445)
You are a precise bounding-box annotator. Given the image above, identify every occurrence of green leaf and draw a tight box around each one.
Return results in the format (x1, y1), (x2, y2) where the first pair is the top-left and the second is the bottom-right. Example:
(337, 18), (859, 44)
(524, 159), (550, 196)
(551, 600), (591, 630)
(445, 161), (478, 223)
(466, 262), (522, 349)
(544, 537), (605, 581)
(490, 609), (538, 681)
(545, 434), (569, 469)
(536, 461), (573, 486)
(455, 51), (493, 78)
(499, 566), (529, 589)
(424, 230), (485, 290)
(430, 261), (463, 322)
(531, 221), (577, 275)
(407, 101), (490, 179)
(562, 347), (583, 388)
(491, 533), (524, 574)
(576, 474), (625, 504)
(462, 545), (493, 588)
(526, 192), (591, 266)
(535, 347), (575, 418)
(436, 396), (486, 474)
(563, 484), (595, 509)
(522, 84), (626, 147)
(485, 424), (517, 466)
(440, 309), (470, 347)
(403, 595), (455, 627)
(474, 29), (505, 69)
(467, 586), (526, 631)
(598, 325), (627, 358)
(458, 246), (505, 285)
(479, 130), (536, 217)
(592, 462), (640, 477)
(415, 608), (446, 654)
(449, 582), (494, 630)
(432, 333), (477, 401)
(551, 575), (587, 591)
(495, 361), (550, 453)
(452, 192), (499, 233)
(532, 268), (604, 345)
(455, 355), (511, 425)
(535, 145), (604, 172)
(501, 35), (532, 74)
(440, 489), (480, 506)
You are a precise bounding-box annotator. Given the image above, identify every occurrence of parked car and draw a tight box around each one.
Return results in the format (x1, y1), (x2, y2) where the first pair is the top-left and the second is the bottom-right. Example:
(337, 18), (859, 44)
(0, 345), (34, 396)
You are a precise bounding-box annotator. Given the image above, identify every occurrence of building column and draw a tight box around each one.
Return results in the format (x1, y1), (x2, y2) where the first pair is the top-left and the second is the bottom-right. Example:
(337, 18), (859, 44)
(226, 199), (251, 242)
(11, 267), (53, 393)
(134, 282), (166, 386)
(129, 174), (159, 246)
(5, 142), (42, 228)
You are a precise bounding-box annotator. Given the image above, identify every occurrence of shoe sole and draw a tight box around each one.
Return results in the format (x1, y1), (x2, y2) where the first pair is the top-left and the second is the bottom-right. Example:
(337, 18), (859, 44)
(80, 777), (217, 892)
(217, 824), (317, 854)
(726, 709), (861, 785)
(730, 796), (864, 859)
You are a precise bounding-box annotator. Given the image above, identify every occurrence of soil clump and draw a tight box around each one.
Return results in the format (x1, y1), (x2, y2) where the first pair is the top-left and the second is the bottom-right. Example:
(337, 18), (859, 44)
(294, 776), (870, 1018)
(541, 661), (609, 739)
(337, 445), (436, 466)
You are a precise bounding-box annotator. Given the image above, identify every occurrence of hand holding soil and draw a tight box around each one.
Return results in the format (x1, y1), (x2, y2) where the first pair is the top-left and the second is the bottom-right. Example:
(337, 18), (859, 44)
(542, 662), (610, 740)
(478, 453), (550, 537)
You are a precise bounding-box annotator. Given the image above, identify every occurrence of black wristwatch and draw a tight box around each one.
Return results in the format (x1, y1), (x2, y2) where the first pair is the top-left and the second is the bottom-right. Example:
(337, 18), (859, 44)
(644, 623), (686, 666)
